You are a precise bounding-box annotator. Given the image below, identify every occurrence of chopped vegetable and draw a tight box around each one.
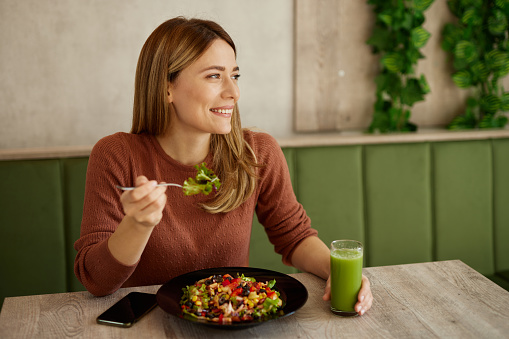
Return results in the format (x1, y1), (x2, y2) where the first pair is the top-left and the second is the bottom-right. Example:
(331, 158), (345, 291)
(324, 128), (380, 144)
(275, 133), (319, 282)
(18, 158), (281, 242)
(180, 273), (284, 323)
(182, 162), (221, 196)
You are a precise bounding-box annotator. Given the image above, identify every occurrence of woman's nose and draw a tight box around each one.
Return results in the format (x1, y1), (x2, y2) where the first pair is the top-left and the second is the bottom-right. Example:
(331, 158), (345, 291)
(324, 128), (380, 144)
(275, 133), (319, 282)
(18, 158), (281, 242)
(222, 77), (240, 102)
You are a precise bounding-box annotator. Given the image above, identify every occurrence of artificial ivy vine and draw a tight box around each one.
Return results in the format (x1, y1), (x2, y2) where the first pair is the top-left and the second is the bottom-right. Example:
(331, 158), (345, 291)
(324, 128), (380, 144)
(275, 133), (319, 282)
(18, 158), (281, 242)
(442, 0), (509, 129)
(366, 0), (435, 133)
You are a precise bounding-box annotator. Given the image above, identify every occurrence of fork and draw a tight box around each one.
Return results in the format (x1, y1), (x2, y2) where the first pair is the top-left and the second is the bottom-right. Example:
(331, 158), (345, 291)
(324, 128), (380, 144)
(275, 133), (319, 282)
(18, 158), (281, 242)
(115, 177), (217, 191)
(115, 183), (183, 191)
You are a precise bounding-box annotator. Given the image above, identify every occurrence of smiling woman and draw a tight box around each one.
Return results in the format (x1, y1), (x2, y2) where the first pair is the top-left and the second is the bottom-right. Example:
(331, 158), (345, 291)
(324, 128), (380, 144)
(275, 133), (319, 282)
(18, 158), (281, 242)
(73, 16), (372, 316)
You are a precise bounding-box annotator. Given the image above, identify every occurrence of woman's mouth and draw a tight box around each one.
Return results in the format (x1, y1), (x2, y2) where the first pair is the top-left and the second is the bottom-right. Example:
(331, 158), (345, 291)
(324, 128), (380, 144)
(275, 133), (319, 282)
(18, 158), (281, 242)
(210, 107), (233, 117)
(210, 108), (233, 114)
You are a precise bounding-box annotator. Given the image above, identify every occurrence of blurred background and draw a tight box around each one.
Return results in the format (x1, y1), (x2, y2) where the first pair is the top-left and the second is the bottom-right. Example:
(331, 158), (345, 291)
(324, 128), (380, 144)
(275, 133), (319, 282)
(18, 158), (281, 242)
(1, 0), (295, 148)
(1, 0), (508, 149)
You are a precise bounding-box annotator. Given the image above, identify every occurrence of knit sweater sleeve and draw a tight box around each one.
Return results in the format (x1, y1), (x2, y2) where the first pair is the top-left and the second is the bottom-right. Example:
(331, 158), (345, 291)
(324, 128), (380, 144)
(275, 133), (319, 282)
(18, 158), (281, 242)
(252, 132), (318, 266)
(74, 133), (138, 296)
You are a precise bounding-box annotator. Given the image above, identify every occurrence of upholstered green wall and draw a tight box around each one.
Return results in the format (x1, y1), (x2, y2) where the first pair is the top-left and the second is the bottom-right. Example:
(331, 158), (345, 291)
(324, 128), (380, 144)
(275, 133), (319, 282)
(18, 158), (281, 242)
(250, 139), (509, 279)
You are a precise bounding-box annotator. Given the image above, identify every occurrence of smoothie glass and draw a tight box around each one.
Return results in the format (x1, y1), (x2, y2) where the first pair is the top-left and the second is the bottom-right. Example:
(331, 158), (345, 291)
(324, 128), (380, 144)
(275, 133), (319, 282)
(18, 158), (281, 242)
(330, 240), (363, 316)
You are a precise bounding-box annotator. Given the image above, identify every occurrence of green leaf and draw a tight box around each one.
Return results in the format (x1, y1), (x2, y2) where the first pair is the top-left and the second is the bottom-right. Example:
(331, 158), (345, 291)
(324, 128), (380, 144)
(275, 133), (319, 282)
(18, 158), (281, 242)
(454, 40), (478, 63)
(479, 114), (508, 128)
(419, 74), (431, 94)
(452, 70), (473, 88)
(485, 50), (508, 70)
(488, 9), (508, 35)
(406, 48), (425, 65)
(470, 61), (489, 83)
(441, 23), (463, 52)
(375, 72), (402, 96)
(413, 0), (434, 12)
(366, 26), (395, 52)
(447, 114), (477, 130)
(498, 59), (509, 77)
(501, 92), (509, 111)
(446, 0), (462, 17)
(466, 96), (478, 108)
(401, 78), (426, 106)
(382, 52), (405, 73)
(411, 27), (432, 48)
(378, 12), (393, 26)
(400, 12), (414, 30)
(480, 94), (501, 113)
(495, 0), (508, 8)
(461, 8), (483, 26)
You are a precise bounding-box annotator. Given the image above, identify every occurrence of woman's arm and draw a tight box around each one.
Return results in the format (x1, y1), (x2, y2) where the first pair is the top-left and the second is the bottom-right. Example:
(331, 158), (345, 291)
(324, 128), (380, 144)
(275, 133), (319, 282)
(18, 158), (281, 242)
(291, 236), (373, 316)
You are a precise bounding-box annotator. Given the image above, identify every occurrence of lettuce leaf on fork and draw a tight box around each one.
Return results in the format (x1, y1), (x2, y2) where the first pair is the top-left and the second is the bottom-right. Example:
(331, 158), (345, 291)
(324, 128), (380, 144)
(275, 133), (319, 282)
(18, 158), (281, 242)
(183, 162), (221, 196)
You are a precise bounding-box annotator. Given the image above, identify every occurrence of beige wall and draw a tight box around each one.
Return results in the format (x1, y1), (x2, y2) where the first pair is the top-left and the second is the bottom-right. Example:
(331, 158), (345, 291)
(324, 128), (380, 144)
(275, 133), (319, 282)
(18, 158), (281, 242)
(0, 0), (294, 148)
(1, 0), (506, 149)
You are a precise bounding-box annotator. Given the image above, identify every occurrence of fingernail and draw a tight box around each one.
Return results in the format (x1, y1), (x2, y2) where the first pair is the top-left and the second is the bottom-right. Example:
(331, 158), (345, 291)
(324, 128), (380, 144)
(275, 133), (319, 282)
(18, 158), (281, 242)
(360, 309), (365, 315)
(360, 295), (365, 302)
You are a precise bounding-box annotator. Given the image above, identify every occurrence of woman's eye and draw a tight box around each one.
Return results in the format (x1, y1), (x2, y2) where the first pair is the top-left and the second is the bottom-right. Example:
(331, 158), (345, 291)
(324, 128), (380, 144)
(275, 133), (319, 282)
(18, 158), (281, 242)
(208, 74), (220, 79)
(232, 74), (241, 80)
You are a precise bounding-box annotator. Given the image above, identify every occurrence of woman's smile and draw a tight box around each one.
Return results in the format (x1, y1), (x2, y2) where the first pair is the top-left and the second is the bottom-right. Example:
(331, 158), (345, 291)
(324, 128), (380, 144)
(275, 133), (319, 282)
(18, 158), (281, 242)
(210, 105), (234, 117)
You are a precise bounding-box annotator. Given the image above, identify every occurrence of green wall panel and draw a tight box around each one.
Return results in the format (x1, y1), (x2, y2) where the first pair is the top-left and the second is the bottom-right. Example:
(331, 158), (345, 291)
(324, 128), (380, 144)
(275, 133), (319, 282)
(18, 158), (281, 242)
(433, 140), (494, 275)
(364, 143), (433, 267)
(249, 148), (298, 274)
(0, 160), (67, 306)
(61, 158), (88, 292)
(294, 146), (364, 251)
(249, 215), (298, 274)
(492, 139), (509, 272)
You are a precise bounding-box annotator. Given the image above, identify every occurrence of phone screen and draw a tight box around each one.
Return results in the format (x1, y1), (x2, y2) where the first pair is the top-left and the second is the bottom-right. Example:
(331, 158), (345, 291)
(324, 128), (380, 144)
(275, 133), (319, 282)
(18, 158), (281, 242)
(96, 292), (158, 328)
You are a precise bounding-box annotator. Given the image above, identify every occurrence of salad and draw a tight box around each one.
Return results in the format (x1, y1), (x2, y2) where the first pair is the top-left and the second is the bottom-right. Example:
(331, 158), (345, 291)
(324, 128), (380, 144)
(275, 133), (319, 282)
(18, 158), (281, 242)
(182, 162), (221, 196)
(180, 273), (284, 323)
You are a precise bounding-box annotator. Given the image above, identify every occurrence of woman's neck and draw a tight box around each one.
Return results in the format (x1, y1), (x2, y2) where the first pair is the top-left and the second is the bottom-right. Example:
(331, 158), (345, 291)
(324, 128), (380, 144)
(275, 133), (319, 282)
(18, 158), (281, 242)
(156, 130), (211, 166)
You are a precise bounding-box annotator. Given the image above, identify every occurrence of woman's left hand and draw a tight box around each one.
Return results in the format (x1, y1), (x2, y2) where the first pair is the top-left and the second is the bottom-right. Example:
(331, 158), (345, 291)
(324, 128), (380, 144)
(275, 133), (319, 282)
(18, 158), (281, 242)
(322, 274), (373, 316)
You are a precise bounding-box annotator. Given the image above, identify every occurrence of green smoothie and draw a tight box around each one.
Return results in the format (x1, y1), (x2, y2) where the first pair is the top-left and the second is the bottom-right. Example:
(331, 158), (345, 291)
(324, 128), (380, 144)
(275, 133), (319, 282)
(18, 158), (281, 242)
(330, 248), (363, 314)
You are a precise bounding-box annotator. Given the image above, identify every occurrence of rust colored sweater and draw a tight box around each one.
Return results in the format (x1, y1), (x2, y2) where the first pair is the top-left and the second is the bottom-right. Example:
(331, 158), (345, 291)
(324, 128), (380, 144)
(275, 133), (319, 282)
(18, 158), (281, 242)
(74, 130), (317, 296)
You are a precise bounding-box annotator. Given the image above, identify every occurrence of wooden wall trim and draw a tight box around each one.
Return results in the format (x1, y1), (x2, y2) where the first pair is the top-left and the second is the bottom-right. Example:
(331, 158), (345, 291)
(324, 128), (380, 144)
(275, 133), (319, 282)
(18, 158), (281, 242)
(0, 146), (92, 161)
(277, 129), (509, 148)
(1, 129), (509, 160)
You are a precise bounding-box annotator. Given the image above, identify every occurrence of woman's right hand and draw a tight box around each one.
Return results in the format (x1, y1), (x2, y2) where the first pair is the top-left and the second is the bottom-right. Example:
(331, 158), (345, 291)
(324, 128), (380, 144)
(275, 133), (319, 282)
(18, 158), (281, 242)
(120, 176), (167, 228)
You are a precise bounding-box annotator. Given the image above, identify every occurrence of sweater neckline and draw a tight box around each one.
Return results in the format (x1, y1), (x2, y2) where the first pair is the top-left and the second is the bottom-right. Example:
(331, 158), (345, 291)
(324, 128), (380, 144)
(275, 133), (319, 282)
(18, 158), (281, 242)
(148, 134), (214, 171)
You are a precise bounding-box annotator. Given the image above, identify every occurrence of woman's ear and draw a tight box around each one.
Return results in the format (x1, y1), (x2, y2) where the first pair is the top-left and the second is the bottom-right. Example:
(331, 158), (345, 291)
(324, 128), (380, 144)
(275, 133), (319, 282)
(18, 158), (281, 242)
(167, 83), (173, 104)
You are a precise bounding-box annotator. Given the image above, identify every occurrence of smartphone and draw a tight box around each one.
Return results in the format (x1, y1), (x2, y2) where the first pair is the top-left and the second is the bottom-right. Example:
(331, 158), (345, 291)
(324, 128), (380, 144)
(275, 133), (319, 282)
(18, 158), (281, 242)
(96, 292), (158, 328)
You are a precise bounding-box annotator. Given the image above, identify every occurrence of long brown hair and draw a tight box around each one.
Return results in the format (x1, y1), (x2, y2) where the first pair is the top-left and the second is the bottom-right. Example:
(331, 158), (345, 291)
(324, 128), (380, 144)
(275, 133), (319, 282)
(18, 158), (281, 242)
(131, 17), (258, 213)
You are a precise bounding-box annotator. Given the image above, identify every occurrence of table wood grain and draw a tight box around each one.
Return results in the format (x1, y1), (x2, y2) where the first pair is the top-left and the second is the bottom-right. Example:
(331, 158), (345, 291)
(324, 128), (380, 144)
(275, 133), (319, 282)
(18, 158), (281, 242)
(1, 260), (508, 338)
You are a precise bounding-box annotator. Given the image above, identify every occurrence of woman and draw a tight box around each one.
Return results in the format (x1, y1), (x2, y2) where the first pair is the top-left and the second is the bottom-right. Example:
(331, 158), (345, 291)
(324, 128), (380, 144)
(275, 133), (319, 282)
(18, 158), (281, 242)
(74, 17), (372, 316)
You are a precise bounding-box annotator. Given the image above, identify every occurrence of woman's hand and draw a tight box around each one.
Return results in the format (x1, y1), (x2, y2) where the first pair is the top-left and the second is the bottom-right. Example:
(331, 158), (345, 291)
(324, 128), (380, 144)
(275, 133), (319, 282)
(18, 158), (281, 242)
(108, 176), (167, 266)
(120, 176), (167, 228)
(323, 274), (373, 316)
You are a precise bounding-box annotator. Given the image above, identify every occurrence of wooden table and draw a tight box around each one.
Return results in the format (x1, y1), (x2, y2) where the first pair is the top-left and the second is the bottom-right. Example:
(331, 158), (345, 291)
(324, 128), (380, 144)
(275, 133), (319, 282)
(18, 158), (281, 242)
(1, 260), (508, 338)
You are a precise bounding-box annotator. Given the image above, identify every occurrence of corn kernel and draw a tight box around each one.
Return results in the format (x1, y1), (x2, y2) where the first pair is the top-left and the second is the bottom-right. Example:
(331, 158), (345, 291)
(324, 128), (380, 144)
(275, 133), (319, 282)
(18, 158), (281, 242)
(218, 287), (222, 292)
(195, 300), (202, 306)
(192, 296), (198, 302)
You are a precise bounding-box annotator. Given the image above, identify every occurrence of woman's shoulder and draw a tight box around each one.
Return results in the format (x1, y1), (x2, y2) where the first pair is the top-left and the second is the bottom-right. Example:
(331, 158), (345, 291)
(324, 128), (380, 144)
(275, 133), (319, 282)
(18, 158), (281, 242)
(93, 132), (150, 151)
(243, 129), (280, 152)
(91, 132), (154, 161)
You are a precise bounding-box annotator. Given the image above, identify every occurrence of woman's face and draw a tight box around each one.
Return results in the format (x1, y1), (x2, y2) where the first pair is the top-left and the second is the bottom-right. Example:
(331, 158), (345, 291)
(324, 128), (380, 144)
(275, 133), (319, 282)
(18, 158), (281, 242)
(167, 39), (240, 136)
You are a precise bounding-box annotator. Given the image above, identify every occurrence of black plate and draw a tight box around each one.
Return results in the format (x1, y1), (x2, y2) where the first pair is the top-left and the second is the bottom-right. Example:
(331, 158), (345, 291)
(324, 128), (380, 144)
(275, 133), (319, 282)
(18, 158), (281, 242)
(156, 267), (308, 329)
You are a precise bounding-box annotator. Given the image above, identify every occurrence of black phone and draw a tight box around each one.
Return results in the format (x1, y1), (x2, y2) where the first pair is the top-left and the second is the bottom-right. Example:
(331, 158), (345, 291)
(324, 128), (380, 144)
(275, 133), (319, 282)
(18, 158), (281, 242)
(96, 292), (158, 328)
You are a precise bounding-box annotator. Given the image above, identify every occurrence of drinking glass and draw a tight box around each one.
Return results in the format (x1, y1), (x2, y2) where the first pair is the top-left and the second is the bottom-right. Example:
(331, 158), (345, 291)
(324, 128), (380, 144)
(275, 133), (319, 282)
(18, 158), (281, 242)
(330, 240), (363, 316)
